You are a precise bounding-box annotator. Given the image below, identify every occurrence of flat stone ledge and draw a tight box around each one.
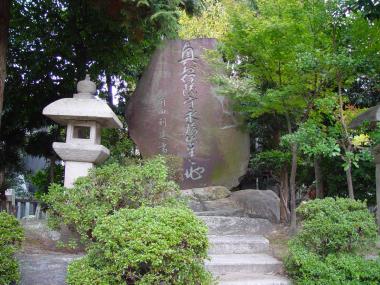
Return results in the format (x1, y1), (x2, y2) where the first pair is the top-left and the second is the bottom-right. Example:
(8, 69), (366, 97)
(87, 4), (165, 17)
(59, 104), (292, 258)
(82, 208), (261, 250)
(218, 272), (292, 285)
(17, 252), (83, 285)
(200, 216), (275, 236)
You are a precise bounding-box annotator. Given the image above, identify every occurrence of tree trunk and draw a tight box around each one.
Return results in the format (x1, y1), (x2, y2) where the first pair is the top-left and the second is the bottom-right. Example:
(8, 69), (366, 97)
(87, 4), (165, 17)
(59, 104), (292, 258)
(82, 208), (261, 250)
(314, 156), (324, 198)
(0, 0), (10, 130)
(289, 143), (298, 234)
(106, 73), (113, 107)
(49, 156), (56, 184)
(279, 168), (290, 223)
(0, 169), (5, 211)
(375, 164), (380, 233)
(285, 113), (298, 234)
(346, 164), (354, 199)
(337, 77), (355, 198)
(73, 43), (87, 80)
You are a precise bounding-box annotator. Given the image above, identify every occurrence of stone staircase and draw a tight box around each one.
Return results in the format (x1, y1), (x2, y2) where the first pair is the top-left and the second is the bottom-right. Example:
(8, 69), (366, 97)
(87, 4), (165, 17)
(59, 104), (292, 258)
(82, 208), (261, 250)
(198, 215), (291, 285)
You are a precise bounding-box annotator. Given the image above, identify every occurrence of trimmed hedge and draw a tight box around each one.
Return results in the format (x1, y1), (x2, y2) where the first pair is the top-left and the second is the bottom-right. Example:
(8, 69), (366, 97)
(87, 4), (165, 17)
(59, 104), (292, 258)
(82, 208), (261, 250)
(0, 212), (24, 285)
(285, 198), (380, 285)
(43, 157), (212, 285)
(43, 156), (183, 244)
(67, 206), (212, 285)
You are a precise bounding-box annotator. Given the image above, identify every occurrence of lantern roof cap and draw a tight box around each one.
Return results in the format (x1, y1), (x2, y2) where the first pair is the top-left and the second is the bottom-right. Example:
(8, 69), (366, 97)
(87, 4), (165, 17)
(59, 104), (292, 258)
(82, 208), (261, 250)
(42, 75), (122, 128)
(77, 74), (96, 95)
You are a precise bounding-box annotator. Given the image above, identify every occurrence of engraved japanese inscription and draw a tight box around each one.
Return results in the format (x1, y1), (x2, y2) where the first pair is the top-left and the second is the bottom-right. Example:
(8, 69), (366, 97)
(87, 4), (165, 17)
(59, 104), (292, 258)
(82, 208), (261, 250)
(180, 41), (205, 182)
(126, 39), (250, 189)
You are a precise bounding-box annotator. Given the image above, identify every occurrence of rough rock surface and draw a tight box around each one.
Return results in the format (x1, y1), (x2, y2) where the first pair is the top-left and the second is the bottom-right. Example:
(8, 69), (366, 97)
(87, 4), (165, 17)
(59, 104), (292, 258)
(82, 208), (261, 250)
(230, 190), (280, 223)
(22, 219), (84, 251)
(22, 219), (61, 243)
(183, 186), (231, 201)
(126, 38), (250, 189)
(185, 187), (281, 223)
(200, 216), (275, 236)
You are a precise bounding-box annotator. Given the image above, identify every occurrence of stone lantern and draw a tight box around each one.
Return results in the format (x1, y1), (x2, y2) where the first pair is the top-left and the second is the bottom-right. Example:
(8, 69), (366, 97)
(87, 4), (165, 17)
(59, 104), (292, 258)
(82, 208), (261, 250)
(43, 75), (122, 188)
(350, 105), (380, 230)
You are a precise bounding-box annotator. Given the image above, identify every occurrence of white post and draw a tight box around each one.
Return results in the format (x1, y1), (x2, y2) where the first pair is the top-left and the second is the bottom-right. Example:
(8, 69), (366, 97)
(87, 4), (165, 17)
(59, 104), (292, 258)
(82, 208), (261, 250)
(25, 202), (30, 217)
(11, 189), (15, 208)
(16, 201), (21, 219)
(35, 204), (41, 220)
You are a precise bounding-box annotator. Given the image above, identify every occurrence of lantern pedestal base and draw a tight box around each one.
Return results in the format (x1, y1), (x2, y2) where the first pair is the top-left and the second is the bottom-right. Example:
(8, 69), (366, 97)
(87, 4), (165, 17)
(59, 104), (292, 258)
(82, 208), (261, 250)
(64, 161), (93, 188)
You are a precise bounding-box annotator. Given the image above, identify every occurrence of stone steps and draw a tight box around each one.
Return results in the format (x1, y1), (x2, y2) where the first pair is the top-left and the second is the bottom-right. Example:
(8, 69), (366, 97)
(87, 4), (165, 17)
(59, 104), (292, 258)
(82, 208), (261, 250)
(195, 209), (245, 217)
(202, 215), (291, 284)
(208, 235), (270, 254)
(199, 216), (274, 236)
(206, 253), (283, 275)
(217, 273), (291, 285)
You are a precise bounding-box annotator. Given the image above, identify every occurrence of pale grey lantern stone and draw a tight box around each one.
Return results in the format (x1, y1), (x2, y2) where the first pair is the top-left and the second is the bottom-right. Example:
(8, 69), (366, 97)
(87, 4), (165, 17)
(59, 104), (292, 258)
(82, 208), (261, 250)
(43, 74), (122, 188)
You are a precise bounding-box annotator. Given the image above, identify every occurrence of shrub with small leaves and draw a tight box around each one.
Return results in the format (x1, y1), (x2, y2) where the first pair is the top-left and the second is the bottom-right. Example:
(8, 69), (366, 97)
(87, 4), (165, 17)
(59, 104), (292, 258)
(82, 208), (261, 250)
(43, 156), (183, 243)
(285, 198), (380, 284)
(44, 156), (211, 283)
(0, 212), (24, 285)
(295, 198), (377, 256)
(285, 247), (380, 285)
(67, 206), (213, 285)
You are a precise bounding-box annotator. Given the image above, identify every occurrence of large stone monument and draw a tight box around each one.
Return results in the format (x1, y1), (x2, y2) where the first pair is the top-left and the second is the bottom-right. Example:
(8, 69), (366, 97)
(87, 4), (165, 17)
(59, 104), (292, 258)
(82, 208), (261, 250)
(43, 75), (122, 188)
(127, 39), (250, 189)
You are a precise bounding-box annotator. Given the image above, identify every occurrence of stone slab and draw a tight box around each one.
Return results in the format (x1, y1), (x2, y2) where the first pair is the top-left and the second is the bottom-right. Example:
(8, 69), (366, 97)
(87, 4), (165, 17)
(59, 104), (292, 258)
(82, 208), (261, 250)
(196, 209), (246, 217)
(183, 186), (231, 201)
(17, 252), (82, 285)
(126, 39), (250, 189)
(200, 216), (274, 236)
(208, 235), (270, 254)
(206, 253), (283, 275)
(230, 190), (281, 223)
(218, 273), (291, 285)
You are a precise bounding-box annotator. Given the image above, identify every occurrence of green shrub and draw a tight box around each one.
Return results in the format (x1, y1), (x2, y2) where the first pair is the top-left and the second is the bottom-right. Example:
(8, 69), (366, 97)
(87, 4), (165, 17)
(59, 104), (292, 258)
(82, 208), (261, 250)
(295, 198), (377, 256)
(285, 247), (380, 285)
(285, 198), (380, 285)
(67, 206), (213, 285)
(0, 212), (24, 285)
(43, 156), (183, 243)
(28, 164), (64, 199)
(44, 156), (211, 284)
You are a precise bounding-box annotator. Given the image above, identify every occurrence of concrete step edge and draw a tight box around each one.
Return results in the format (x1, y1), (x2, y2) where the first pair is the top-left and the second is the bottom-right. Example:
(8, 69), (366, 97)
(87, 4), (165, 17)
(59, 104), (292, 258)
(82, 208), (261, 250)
(218, 276), (291, 285)
(206, 254), (282, 265)
(208, 235), (271, 254)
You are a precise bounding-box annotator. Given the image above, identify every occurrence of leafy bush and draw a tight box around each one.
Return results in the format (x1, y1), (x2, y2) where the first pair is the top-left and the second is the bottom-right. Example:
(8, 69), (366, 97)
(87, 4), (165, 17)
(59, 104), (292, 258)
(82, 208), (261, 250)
(295, 198), (377, 256)
(101, 125), (136, 164)
(285, 198), (380, 284)
(43, 156), (182, 243)
(0, 212), (24, 285)
(286, 248), (380, 285)
(29, 164), (64, 199)
(67, 206), (212, 285)
(44, 156), (211, 284)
